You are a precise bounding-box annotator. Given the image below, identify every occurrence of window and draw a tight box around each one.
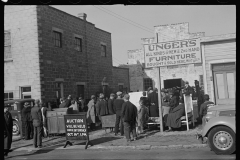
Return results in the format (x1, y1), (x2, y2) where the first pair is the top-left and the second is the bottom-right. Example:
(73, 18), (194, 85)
(53, 31), (62, 47)
(21, 86), (31, 99)
(101, 44), (106, 57)
(4, 31), (12, 59)
(119, 85), (123, 92)
(4, 92), (13, 101)
(144, 78), (153, 91)
(75, 37), (82, 52)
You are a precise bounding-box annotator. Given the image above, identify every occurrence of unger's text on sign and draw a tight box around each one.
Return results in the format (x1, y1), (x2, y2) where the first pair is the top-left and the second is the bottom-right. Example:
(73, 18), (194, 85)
(144, 39), (201, 68)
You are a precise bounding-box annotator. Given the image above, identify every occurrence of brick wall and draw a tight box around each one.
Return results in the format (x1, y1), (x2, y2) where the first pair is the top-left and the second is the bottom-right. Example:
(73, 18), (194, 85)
(36, 6), (113, 101)
(112, 67), (129, 93)
(4, 5), (41, 100)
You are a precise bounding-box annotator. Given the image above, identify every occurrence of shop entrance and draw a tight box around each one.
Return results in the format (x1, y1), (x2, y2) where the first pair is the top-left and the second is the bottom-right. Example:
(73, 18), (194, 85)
(164, 78), (183, 89)
(212, 62), (235, 105)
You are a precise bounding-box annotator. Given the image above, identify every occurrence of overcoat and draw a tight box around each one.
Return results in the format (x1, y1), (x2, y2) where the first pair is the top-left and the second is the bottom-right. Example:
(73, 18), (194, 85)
(96, 99), (109, 116)
(4, 111), (13, 150)
(165, 103), (185, 128)
(87, 99), (96, 124)
(148, 91), (159, 117)
(107, 99), (115, 115)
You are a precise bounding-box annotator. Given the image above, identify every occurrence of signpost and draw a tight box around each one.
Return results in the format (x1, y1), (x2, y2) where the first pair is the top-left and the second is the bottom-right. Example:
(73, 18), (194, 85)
(156, 67), (163, 132)
(63, 113), (93, 149)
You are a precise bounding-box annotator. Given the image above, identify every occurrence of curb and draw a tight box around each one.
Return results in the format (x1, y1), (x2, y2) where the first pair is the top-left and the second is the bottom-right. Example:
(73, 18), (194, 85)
(14, 143), (208, 152)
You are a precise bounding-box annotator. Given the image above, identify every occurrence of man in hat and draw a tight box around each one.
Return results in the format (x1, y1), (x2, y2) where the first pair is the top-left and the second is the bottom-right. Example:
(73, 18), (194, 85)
(114, 91), (124, 136)
(108, 93), (116, 132)
(31, 99), (43, 148)
(182, 81), (193, 96)
(199, 94), (214, 122)
(121, 94), (137, 142)
(59, 97), (67, 108)
(65, 95), (72, 108)
(96, 93), (108, 123)
(148, 88), (159, 117)
(22, 102), (32, 140)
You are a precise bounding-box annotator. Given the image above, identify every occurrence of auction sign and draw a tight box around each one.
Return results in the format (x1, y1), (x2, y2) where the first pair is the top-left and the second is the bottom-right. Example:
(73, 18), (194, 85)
(63, 113), (92, 149)
(144, 39), (201, 68)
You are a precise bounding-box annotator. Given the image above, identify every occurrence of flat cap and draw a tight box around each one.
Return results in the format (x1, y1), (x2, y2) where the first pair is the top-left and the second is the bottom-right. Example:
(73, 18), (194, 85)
(116, 91), (122, 96)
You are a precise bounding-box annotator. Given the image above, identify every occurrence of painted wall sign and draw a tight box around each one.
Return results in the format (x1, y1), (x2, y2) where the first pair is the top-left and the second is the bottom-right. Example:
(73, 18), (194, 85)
(144, 39), (201, 68)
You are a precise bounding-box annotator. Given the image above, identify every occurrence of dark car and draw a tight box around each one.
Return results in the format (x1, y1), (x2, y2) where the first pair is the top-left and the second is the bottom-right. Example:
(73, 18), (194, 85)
(4, 99), (35, 136)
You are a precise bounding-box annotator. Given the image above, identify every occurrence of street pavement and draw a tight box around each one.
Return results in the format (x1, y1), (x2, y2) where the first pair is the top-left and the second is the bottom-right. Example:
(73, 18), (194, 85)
(11, 124), (205, 152)
(7, 125), (236, 159)
(5, 146), (235, 159)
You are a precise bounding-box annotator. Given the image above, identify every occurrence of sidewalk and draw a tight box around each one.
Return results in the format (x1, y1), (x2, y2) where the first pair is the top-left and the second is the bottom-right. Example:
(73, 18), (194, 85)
(12, 125), (206, 151)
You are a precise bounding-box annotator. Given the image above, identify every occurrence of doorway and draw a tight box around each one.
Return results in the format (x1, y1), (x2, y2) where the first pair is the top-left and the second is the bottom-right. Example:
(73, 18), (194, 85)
(164, 78), (183, 89)
(77, 85), (84, 99)
(213, 62), (235, 105)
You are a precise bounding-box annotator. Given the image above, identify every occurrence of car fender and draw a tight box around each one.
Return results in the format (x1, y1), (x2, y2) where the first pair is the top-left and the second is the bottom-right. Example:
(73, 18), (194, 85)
(202, 116), (235, 137)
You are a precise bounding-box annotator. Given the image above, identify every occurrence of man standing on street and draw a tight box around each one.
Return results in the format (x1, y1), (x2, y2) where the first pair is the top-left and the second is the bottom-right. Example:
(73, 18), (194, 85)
(22, 102), (32, 140)
(31, 99), (43, 148)
(108, 93), (116, 132)
(114, 91), (124, 136)
(199, 94), (215, 123)
(4, 106), (13, 157)
(96, 93), (109, 124)
(122, 94), (137, 143)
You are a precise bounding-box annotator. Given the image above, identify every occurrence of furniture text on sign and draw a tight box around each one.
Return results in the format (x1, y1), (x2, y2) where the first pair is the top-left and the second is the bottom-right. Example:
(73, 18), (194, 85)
(144, 39), (201, 68)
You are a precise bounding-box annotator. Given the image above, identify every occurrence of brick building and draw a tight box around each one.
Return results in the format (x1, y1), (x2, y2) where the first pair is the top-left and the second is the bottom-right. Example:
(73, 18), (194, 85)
(4, 5), (129, 102)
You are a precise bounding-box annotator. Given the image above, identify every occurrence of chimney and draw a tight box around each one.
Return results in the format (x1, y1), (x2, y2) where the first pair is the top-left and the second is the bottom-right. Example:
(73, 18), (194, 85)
(78, 13), (87, 21)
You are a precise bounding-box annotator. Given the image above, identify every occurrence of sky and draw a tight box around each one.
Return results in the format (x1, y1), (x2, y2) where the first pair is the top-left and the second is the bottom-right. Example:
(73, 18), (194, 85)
(51, 5), (236, 66)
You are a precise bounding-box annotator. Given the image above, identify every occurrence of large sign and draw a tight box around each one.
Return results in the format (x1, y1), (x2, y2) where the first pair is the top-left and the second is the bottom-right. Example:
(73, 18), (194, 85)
(144, 39), (201, 68)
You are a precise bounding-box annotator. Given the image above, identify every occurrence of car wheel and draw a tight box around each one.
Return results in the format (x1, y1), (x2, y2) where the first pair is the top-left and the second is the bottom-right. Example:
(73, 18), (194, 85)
(208, 126), (235, 155)
(13, 121), (20, 136)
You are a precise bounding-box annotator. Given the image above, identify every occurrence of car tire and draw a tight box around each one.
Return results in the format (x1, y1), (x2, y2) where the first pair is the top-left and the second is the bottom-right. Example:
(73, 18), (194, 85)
(13, 121), (20, 136)
(208, 126), (235, 155)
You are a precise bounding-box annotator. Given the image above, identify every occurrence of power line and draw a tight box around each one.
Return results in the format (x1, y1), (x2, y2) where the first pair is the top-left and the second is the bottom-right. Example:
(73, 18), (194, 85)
(93, 5), (153, 34)
(98, 6), (154, 32)
(113, 57), (126, 65)
(95, 5), (176, 41)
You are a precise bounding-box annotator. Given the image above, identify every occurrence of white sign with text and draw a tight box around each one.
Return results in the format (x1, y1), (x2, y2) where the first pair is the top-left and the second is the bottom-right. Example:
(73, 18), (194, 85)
(144, 39), (201, 68)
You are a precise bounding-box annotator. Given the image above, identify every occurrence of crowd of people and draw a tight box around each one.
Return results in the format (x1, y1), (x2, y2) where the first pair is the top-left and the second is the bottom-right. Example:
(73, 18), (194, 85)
(4, 81), (215, 156)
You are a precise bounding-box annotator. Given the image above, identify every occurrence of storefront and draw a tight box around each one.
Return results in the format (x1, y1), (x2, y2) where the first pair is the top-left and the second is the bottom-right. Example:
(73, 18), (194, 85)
(200, 33), (236, 105)
(127, 23), (236, 105)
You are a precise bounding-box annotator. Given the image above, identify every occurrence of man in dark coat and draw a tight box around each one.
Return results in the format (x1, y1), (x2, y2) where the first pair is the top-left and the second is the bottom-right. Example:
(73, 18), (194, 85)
(59, 97), (68, 108)
(22, 102), (32, 140)
(114, 91), (124, 136)
(31, 99), (43, 148)
(108, 93), (116, 115)
(4, 106), (13, 157)
(96, 93), (109, 123)
(148, 88), (159, 117)
(199, 94), (214, 121)
(65, 95), (72, 108)
(121, 94), (137, 142)
(164, 98), (185, 132)
(108, 93), (116, 132)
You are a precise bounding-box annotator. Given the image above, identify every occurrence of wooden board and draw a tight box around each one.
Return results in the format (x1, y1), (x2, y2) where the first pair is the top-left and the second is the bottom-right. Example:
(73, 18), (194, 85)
(101, 114), (116, 128)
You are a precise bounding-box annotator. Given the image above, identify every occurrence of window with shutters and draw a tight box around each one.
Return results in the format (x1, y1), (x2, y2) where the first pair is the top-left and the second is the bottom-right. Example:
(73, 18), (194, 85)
(4, 31), (12, 59)
(75, 37), (82, 52)
(101, 44), (107, 57)
(53, 31), (62, 47)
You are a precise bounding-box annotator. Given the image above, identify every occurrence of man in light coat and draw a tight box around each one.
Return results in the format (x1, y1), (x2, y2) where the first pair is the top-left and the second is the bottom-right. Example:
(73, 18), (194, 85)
(87, 95), (96, 131)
